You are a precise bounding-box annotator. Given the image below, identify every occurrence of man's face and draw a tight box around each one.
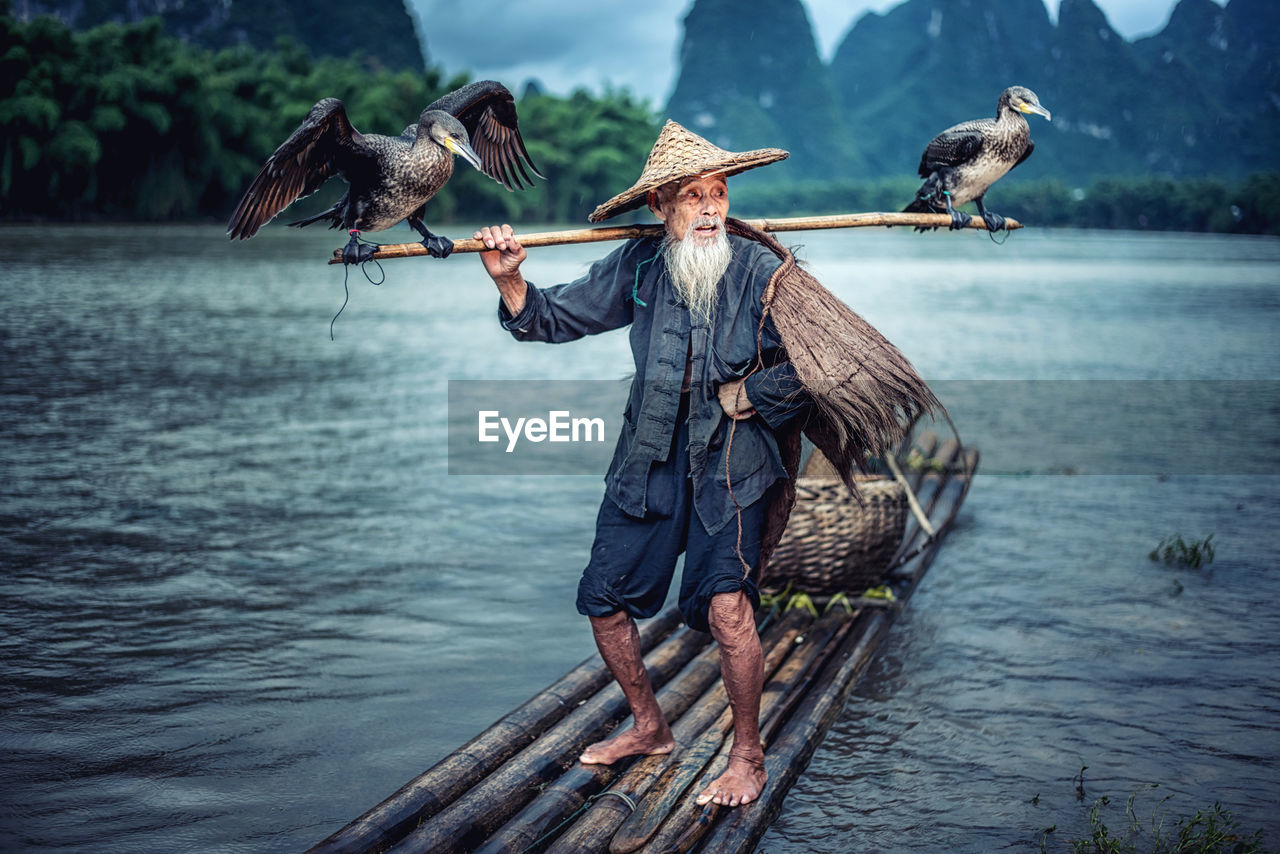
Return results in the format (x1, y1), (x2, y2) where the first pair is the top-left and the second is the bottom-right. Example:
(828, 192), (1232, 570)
(651, 174), (730, 244)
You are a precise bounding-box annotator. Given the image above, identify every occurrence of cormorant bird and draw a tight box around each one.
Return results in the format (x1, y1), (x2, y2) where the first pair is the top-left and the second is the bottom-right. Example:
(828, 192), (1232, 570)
(227, 80), (542, 263)
(904, 86), (1050, 231)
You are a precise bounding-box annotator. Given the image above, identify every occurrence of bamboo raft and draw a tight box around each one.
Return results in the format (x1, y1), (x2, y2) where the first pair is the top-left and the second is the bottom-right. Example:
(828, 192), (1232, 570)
(304, 430), (977, 854)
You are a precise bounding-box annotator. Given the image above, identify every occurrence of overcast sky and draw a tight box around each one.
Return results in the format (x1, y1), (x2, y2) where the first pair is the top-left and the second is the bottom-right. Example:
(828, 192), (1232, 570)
(409, 0), (1219, 106)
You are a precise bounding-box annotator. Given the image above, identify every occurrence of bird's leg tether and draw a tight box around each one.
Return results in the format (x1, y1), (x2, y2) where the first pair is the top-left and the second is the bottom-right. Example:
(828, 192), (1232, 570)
(972, 197), (1011, 244)
(330, 238), (385, 340)
(342, 229), (379, 265)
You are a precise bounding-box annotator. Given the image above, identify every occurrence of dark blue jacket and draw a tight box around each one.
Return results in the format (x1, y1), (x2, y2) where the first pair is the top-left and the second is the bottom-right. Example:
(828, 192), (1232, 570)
(500, 234), (809, 534)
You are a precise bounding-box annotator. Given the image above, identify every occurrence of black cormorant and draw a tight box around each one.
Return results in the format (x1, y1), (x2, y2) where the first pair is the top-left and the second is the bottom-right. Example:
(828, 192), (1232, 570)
(227, 80), (542, 263)
(904, 86), (1050, 231)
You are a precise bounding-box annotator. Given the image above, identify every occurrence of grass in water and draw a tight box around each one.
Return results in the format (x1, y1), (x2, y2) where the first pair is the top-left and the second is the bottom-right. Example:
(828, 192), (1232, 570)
(1039, 784), (1272, 853)
(1149, 534), (1216, 569)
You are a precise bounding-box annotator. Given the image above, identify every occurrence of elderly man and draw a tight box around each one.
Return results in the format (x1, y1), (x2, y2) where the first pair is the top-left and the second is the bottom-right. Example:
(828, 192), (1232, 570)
(475, 121), (810, 808)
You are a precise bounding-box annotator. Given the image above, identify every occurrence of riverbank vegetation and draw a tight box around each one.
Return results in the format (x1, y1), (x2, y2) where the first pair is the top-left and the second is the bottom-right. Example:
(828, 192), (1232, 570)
(0, 8), (659, 226)
(2, 8), (1278, 235)
(732, 174), (1280, 236)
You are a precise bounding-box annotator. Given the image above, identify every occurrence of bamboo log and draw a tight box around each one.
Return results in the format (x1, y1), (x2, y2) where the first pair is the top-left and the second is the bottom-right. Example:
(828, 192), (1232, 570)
(630, 614), (858, 854)
(891, 438), (961, 585)
(694, 609), (893, 854)
(310, 437), (978, 854)
(542, 610), (813, 854)
(660, 805), (718, 854)
(471, 642), (726, 854)
(303, 609), (684, 854)
(879, 429), (940, 572)
(481, 612), (811, 854)
(651, 616), (860, 854)
(612, 610), (851, 854)
(385, 625), (712, 854)
(326, 213), (1023, 264)
(892, 446), (976, 591)
(699, 450), (976, 853)
(888, 433), (955, 571)
(664, 450), (974, 852)
(905, 431), (940, 493)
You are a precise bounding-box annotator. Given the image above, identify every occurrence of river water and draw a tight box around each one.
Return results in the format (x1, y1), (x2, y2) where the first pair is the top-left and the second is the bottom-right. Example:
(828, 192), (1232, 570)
(1, 223), (1277, 852)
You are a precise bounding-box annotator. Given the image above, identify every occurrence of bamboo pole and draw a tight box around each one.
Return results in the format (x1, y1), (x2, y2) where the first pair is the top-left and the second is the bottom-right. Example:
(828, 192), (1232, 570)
(326, 213), (1023, 264)
(887, 431), (947, 571)
(890, 438), (961, 587)
(303, 609), (684, 854)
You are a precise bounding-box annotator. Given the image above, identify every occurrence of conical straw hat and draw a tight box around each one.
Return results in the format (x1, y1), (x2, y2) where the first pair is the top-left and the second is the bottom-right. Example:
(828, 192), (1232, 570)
(588, 120), (788, 222)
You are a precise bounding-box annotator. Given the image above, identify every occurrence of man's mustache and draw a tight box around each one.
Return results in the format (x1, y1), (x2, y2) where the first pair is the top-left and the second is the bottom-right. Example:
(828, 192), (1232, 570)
(685, 216), (723, 238)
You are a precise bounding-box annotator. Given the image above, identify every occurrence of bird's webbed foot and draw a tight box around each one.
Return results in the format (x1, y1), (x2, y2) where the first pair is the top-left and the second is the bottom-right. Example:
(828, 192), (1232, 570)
(342, 230), (377, 264)
(422, 234), (453, 259)
(974, 198), (1007, 232)
(943, 193), (972, 231)
(410, 218), (453, 259)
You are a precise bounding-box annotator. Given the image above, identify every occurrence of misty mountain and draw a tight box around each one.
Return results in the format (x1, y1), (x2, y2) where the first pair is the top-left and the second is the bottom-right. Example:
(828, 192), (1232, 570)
(665, 0), (861, 182)
(1133, 0), (1280, 168)
(15, 0), (426, 71)
(667, 0), (1277, 185)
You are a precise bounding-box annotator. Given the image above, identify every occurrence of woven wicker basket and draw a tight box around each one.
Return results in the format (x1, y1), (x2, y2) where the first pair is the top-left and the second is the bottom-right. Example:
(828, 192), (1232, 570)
(765, 456), (907, 595)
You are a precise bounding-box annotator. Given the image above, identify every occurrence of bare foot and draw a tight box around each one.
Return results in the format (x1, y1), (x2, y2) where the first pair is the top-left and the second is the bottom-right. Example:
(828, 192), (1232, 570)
(578, 727), (675, 765)
(695, 754), (767, 807)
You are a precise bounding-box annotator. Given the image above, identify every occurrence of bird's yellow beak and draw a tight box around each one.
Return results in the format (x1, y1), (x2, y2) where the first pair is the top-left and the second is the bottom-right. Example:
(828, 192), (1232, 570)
(1021, 102), (1052, 121)
(445, 137), (484, 171)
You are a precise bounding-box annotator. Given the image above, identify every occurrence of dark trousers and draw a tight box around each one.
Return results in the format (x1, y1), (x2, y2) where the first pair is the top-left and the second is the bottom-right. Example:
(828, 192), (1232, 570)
(576, 398), (763, 633)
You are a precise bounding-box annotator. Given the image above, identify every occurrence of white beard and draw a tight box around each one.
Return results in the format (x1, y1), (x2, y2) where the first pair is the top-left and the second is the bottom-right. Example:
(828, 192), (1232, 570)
(663, 217), (731, 324)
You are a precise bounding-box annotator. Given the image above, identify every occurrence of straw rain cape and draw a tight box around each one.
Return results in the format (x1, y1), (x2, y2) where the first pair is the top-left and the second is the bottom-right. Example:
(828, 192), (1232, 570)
(722, 218), (943, 571)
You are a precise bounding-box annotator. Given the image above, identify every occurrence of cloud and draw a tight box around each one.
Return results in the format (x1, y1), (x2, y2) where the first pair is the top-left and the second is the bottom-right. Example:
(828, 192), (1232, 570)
(412, 0), (686, 104)
(408, 0), (1196, 106)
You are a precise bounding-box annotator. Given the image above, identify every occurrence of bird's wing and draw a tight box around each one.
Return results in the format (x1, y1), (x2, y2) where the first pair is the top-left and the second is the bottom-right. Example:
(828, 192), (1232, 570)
(427, 80), (544, 191)
(917, 119), (991, 176)
(1010, 138), (1035, 171)
(227, 98), (368, 239)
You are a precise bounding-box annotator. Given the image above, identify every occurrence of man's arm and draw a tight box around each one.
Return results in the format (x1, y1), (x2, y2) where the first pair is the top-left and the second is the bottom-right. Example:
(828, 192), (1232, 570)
(741, 361), (810, 429)
(476, 224), (642, 344)
(718, 362), (810, 428)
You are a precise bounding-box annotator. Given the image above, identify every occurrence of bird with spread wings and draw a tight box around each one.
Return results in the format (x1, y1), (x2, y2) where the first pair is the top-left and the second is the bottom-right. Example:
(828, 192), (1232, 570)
(228, 80), (543, 264)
